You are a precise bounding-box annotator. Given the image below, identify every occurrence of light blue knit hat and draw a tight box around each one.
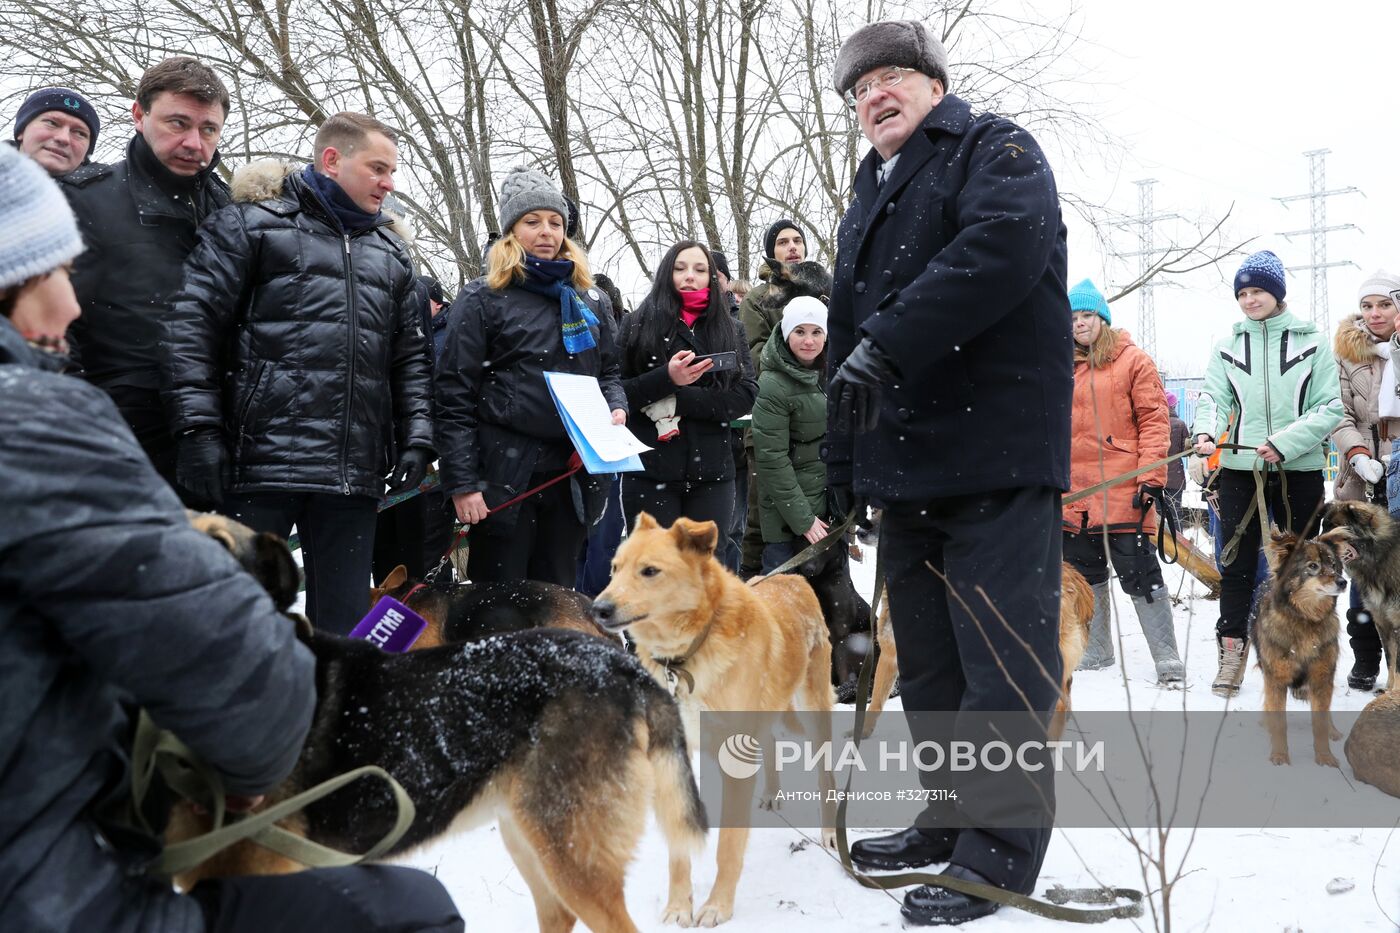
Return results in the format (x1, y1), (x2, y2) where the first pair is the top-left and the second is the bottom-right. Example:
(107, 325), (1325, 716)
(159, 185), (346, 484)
(0, 145), (83, 292)
(1068, 278), (1110, 324)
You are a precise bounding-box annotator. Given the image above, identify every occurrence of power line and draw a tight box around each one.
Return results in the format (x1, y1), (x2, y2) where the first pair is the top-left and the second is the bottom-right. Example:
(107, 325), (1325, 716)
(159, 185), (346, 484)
(1275, 149), (1362, 331)
(1110, 179), (1180, 358)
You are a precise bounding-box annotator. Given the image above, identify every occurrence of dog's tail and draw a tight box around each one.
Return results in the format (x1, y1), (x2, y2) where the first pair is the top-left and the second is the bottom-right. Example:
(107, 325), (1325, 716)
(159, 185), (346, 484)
(643, 687), (708, 852)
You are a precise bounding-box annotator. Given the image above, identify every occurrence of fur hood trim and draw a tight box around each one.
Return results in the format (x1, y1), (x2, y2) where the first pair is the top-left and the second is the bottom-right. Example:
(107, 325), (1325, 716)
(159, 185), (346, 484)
(1334, 312), (1382, 365)
(229, 159), (414, 243)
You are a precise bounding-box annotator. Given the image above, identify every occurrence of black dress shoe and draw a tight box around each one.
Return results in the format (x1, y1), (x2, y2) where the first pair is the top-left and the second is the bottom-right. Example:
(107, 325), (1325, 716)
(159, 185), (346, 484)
(850, 826), (956, 871)
(901, 864), (1002, 926)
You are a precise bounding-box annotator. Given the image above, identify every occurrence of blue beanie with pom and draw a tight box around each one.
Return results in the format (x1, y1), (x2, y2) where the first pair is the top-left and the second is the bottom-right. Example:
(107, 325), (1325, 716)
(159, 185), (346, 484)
(1068, 278), (1110, 324)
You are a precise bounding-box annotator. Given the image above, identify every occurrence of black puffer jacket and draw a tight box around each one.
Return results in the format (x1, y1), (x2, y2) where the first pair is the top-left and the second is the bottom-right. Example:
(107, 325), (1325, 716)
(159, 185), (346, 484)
(162, 162), (434, 497)
(61, 134), (231, 389)
(0, 317), (315, 933)
(620, 303), (757, 483)
(435, 277), (625, 527)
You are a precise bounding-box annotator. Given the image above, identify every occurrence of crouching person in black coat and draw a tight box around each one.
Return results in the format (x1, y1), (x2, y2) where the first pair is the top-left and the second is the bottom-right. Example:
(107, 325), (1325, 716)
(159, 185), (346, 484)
(161, 112), (435, 635)
(435, 166), (625, 586)
(0, 143), (462, 933)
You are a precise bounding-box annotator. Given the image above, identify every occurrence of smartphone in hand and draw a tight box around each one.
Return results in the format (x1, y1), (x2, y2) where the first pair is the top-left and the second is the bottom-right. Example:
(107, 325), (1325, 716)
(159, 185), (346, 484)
(693, 351), (738, 372)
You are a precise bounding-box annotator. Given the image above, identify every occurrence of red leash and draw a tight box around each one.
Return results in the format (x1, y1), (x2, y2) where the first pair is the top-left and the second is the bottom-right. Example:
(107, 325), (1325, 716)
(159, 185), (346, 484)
(424, 453), (584, 582)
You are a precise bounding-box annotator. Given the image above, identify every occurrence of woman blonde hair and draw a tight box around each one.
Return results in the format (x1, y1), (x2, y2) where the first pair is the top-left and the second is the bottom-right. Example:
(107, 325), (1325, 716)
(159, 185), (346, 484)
(1075, 323), (1118, 369)
(486, 232), (594, 292)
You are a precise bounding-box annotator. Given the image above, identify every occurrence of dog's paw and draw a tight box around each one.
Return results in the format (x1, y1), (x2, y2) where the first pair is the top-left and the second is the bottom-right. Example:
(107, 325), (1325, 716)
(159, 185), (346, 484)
(694, 899), (734, 927)
(662, 901), (695, 927)
(1329, 725), (1343, 741)
(1316, 750), (1340, 769)
(1269, 751), (1291, 766)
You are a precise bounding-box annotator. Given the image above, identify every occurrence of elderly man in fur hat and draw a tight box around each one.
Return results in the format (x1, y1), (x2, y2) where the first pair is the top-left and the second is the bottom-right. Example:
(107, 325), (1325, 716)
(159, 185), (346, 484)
(159, 111), (434, 637)
(823, 19), (1071, 926)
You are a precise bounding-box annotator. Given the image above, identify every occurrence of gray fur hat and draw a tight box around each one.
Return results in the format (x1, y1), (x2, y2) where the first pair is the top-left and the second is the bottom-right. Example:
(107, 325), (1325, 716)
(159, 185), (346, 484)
(833, 20), (951, 96)
(498, 165), (569, 236)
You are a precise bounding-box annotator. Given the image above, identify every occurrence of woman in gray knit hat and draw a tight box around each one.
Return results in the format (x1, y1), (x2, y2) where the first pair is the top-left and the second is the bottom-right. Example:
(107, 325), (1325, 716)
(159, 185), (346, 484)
(434, 165), (627, 585)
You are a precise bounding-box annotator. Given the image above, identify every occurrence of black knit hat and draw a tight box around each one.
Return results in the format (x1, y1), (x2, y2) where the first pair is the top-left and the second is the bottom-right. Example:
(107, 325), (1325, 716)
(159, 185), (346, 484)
(709, 249), (732, 281)
(763, 219), (804, 259)
(13, 87), (100, 155)
(417, 274), (445, 304)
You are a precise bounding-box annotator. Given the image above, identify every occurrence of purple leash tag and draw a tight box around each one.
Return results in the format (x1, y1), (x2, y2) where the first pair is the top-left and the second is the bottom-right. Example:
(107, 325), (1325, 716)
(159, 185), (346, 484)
(350, 596), (428, 652)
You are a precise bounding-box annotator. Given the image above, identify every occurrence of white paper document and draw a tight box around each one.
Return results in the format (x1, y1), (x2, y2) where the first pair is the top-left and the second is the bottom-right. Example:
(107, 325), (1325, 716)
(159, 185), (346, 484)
(543, 372), (652, 461)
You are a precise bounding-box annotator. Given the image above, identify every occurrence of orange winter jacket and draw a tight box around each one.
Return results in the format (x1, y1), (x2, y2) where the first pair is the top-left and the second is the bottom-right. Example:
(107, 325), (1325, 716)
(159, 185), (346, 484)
(1063, 329), (1170, 534)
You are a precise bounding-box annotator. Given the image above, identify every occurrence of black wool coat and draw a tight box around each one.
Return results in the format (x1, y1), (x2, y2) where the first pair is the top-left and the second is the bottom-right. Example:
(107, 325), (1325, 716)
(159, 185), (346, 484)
(161, 163), (435, 498)
(61, 135), (232, 389)
(824, 94), (1072, 503)
(434, 276), (625, 528)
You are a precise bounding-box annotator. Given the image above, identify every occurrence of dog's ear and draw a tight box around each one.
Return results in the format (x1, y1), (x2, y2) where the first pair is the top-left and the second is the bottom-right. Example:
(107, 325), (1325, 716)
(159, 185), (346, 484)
(1317, 525), (1356, 545)
(671, 517), (720, 555)
(254, 533), (302, 612)
(760, 256), (788, 283)
(633, 512), (660, 532)
(377, 564), (408, 593)
(1263, 528), (1298, 574)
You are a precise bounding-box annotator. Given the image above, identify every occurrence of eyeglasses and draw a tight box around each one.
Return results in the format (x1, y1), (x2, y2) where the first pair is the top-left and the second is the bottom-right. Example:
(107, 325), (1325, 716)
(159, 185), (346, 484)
(845, 67), (917, 110)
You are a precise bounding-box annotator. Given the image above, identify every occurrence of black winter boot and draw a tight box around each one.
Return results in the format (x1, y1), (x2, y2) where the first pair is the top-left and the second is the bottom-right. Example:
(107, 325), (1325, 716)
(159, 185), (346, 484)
(1347, 608), (1382, 691)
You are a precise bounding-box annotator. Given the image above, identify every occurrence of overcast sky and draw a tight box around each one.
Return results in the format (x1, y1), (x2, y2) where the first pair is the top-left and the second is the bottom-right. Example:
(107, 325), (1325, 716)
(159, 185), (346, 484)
(1049, 0), (1400, 375)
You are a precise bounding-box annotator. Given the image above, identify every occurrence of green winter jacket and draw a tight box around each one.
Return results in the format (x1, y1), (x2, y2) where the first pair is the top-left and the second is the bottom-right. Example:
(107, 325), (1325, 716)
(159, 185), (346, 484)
(752, 328), (828, 541)
(1191, 309), (1344, 472)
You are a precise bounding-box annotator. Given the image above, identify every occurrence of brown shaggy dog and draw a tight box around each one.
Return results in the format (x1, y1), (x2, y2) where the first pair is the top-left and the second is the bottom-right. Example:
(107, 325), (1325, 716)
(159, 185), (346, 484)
(592, 513), (836, 928)
(1255, 530), (1345, 767)
(865, 563), (1094, 740)
(1320, 500), (1400, 693)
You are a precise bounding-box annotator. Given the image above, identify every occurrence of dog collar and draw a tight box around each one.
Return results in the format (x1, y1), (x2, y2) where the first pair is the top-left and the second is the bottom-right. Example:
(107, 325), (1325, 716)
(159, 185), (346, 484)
(649, 622), (715, 695)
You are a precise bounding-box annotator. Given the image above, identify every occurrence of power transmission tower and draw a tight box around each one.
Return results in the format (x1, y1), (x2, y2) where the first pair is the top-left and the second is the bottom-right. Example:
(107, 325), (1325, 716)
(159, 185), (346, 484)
(1275, 149), (1361, 331)
(1110, 179), (1179, 359)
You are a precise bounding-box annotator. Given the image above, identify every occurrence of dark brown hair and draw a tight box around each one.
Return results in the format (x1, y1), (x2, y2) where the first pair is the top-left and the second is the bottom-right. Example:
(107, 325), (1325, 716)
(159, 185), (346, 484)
(136, 57), (231, 115)
(314, 112), (398, 165)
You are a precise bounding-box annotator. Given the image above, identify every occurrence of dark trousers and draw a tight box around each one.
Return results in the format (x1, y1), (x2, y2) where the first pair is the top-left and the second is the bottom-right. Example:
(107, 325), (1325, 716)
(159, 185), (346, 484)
(468, 474), (585, 586)
(576, 476), (625, 597)
(192, 864), (463, 932)
(740, 436), (764, 571)
(723, 461), (747, 572)
(622, 476), (734, 534)
(880, 486), (1063, 894)
(373, 488), (455, 583)
(225, 491), (379, 636)
(1062, 529), (1166, 598)
(1347, 485), (1386, 660)
(100, 383), (182, 499)
(1214, 468), (1325, 639)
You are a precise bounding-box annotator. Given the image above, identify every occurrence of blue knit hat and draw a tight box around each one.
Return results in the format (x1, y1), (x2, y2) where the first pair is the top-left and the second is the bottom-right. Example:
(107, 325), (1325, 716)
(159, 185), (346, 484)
(1068, 278), (1110, 324)
(0, 145), (84, 292)
(1234, 250), (1286, 303)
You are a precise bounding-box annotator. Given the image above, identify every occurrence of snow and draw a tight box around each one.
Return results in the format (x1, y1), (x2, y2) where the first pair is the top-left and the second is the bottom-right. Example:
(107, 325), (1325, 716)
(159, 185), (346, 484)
(393, 534), (1400, 930)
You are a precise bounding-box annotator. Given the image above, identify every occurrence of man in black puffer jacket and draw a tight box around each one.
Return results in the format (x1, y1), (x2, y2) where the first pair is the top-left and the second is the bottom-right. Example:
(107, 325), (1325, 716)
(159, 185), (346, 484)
(60, 58), (233, 496)
(162, 112), (434, 635)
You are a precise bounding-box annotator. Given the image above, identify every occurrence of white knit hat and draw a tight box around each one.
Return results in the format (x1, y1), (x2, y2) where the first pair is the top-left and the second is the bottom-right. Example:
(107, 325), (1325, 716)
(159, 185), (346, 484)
(1358, 270), (1400, 304)
(0, 145), (83, 292)
(781, 295), (828, 339)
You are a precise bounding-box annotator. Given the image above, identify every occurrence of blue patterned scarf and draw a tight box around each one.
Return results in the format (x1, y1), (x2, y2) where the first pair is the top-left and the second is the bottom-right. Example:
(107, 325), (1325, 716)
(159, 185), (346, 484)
(518, 255), (598, 354)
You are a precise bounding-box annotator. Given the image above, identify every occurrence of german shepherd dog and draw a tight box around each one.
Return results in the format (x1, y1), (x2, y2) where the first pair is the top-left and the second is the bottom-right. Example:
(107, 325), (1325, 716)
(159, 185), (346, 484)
(1253, 529), (1345, 766)
(865, 563), (1095, 742)
(755, 256), (833, 309)
(180, 512), (707, 933)
(1320, 500), (1400, 694)
(592, 513), (836, 928)
(370, 564), (610, 648)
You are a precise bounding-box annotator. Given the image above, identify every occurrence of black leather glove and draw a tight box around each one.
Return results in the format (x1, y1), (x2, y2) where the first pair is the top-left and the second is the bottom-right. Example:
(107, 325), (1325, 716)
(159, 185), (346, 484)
(176, 429), (229, 506)
(387, 447), (432, 495)
(830, 337), (899, 434)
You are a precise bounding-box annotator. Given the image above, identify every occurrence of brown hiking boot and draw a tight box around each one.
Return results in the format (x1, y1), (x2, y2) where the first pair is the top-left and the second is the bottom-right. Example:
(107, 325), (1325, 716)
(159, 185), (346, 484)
(1212, 636), (1248, 698)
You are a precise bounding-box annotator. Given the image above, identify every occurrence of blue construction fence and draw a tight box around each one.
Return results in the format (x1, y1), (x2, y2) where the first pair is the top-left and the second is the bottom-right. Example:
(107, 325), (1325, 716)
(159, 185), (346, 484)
(1164, 377), (1338, 482)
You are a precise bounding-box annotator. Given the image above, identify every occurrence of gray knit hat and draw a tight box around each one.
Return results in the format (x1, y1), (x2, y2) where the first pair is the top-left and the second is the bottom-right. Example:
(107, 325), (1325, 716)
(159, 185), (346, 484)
(0, 145), (83, 292)
(498, 165), (570, 236)
(833, 20), (951, 96)
(1358, 270), (1400, 304)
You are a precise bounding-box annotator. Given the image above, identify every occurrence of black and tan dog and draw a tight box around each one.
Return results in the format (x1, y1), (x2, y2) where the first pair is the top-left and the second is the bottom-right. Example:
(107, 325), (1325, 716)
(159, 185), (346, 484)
(755, 256), (833, 308)
(181, 512), (706, 933)
(1320, 500), (1400, 694)
(370, 564), (610, 648)
(1254, 529), (1345, 767)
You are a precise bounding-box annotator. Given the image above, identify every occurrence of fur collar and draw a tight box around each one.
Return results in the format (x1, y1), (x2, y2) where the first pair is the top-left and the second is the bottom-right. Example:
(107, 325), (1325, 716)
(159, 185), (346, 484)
(1334, 312), (1382, 365)
(229, 159), (414, 243)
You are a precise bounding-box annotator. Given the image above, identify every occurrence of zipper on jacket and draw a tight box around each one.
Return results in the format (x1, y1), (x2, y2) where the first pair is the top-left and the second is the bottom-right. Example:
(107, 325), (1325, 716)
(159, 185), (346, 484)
(1261, 317), (1273, 468)
(340, 234), (356, 495)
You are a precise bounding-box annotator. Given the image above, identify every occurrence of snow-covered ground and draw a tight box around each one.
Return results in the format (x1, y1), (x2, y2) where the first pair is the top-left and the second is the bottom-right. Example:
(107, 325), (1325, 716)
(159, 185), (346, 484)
(394, 531), (1400, 930)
